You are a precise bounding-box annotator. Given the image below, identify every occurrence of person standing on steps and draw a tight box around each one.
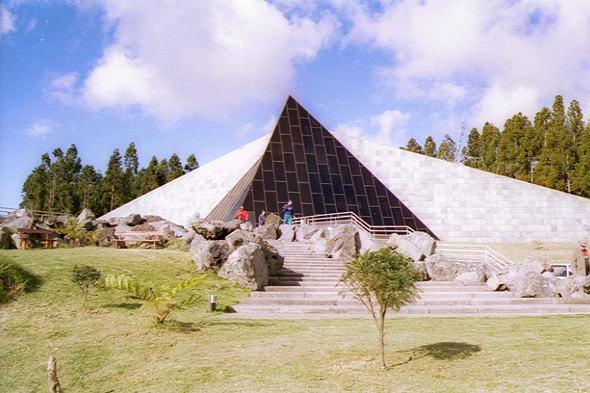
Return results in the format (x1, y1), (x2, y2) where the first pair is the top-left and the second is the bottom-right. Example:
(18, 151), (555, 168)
(258, 210), (266, 227)
(236, 206), (248, 223)
(282, 200), (294, 225)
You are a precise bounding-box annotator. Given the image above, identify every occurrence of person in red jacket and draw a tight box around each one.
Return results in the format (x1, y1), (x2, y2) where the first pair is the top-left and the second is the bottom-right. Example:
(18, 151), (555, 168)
(236, 206), (249, 223)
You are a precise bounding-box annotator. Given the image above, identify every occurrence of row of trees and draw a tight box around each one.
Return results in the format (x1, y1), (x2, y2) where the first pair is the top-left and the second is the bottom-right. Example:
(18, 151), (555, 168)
(21, 143), (199, 216)
(404, 95), (590, 198)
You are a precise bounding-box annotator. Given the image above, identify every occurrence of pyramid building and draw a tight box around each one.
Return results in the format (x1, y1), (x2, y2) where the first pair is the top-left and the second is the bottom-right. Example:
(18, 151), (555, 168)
(101, 96), (590, 242)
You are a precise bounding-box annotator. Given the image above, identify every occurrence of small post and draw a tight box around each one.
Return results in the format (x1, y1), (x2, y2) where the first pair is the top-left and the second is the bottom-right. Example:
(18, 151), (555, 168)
(47, 354), (62, 393)
(207, 294), (217, 312)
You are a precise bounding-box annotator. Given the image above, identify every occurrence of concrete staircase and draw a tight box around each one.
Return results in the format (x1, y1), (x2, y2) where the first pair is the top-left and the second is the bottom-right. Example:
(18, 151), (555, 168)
(231, 240), (590, 317)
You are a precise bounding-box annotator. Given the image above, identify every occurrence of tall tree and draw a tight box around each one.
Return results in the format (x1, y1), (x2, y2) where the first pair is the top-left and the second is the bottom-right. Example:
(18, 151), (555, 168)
(103, 149), (124, 211)
(54, 144), (82, 213)
(140, 156), (160, 194)
(78, 165), (102, 214)
(184, 154), (199, 173)
(166, 154), (184, 182)
(573, 122), (590, 197)
(157, 158), (168, 186)
(536, 95), (569, 192)
(423, 136), (437, 157)
(437, 134), (457, 162)
(494, 113), (532, 180)
(122, 142), (140, 203)
(20, 153), (51, 210)
(461, 128), (483, 168)
(480, 122), (501, 171)
(47, 148), (64, 210)
(404, 138), (424, 154)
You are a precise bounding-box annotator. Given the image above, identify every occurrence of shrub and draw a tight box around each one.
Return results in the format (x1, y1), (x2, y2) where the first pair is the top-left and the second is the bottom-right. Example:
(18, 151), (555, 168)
(0, 256), (41, 303)
(340, 248), (421, 368)
(58, 217), (97, 247)
(71, 265), (102, 307)
(104, 274), (206, 325)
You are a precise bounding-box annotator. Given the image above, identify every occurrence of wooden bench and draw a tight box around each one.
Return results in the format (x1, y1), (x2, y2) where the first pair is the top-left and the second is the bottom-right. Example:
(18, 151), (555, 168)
(111, 231), (163, 249)
(18, 228), (56, 249)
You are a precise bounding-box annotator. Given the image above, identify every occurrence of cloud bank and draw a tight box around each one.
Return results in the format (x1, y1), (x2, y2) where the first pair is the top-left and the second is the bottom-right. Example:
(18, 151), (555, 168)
(76, 0), (337, 122)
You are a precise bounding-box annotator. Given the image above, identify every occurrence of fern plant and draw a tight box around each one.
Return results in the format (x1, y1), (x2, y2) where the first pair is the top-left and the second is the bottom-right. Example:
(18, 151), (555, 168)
(104, 274), (206, 325)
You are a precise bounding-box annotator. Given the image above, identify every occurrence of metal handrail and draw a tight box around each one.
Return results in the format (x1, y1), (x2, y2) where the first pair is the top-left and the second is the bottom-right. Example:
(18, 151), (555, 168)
(292, 211), (414, 240)
(435, 244), (516, 272)
(0, 207), (71, 219)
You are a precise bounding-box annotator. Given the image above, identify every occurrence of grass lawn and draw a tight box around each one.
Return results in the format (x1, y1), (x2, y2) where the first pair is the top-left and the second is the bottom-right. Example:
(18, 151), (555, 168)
(1, 247), (590, 392)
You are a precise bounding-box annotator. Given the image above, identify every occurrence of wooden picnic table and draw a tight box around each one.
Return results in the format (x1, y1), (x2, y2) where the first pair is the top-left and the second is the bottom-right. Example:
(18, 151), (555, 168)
(17, 228), (56, 249)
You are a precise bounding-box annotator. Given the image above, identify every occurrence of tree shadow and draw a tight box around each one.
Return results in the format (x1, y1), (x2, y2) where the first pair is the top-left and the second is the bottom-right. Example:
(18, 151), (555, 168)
(388, 342), (482, 368)
(105, 302), (142, 310)
(162, 320), (202, 333)
(414, 342), (482, 360)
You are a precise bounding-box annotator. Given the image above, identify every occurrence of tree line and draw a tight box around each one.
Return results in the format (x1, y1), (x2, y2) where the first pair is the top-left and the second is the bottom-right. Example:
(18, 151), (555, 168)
(403, 95), (590, 198)
(20, 142), (199, 216)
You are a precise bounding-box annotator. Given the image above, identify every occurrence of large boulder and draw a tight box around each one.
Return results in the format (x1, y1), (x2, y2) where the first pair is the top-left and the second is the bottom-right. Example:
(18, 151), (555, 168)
(265, 213), (282, 227)
(455, 271), (484, 286)
(323, 225), (360, 262)
(225, 230), (284, 275)
(95, 227), (116, 247)
(192, 219), (241, 240)
(0, 209), (35, 232)
(240, 221), (254, 232)
(145, 218), (194, 248)
(358, 230), (380, 254)
(278, 224), (296, 242)
(190, 234), (230, 271)
(123, 214), (144, 226)
(386, 231), (436, 261)
(558, 276), (590, 304)
(508, 270), (556, 298)
(77, 209), (97, 230)
(254, 223), (279, 240)
(218, 243), (268, 290)
(424, 254), (486, 281)
(296, 224), (325, 243)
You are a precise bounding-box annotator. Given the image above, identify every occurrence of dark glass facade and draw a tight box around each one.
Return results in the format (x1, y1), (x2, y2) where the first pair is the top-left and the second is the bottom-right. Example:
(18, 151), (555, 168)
(239, 96), (434, 235)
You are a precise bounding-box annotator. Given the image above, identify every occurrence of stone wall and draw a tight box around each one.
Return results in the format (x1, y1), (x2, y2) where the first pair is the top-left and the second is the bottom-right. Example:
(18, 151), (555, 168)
(336, 133), (590, 242)
(100, 135), (270, 227)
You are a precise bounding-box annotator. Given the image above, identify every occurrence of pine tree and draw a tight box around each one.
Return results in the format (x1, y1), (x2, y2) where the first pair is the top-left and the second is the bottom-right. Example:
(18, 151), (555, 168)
(141, 156), (160, 194)
(437, 134), (457, 162)
(495, 113), (532, 180)
(47, 148), (64, 210)
(20, 153), (51, 210)
(103, 149), (124, 211)
(166, 154), (184, 182)
(78, 165), (102, 213)
(184, 154), (199, 173)
(573, 122), (590, 197)
(404, 138), (424, 154)
(536, 95), (569, 192)
(122, 142), (140, 203)
(480, 122), (501, 171)
(461, 128), (483, 168)
(54, 144), (82, 213)
(423, 136), (437, 157)
(157, 158), (168, 186)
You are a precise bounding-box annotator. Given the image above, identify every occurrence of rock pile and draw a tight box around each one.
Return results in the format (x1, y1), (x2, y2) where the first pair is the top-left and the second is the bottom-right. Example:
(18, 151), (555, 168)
(189, 224), (284, 290)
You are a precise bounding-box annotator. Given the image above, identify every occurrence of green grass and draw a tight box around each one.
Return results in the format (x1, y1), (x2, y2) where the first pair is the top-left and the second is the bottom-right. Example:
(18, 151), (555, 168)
(1, 248), (590, 392)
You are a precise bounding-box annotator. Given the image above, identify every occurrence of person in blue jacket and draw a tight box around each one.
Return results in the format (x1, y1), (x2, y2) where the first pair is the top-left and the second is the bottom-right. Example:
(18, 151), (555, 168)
(282, 200), (294, 225)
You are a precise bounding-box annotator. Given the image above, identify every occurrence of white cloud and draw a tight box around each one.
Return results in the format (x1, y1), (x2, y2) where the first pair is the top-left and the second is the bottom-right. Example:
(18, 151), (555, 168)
(334, 108), (410, 146)
(24, 120), (55, 137)
(49, 72), (79, 104)
(370, 109), (410, 143)
(262, 115), (278, 135)
(76, 0), (337, 123)
(342, 0), (590, 127)
(0, 5), (16, 38)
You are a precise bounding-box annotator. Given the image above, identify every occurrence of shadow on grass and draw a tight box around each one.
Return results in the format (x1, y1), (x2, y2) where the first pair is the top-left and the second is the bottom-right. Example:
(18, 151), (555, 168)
(389, 342), (482, 367)
(200, 318), (278, 328)
(0, 256), (44, 304)
(105, 302), (142, 310)
(162, 320), (202, 333)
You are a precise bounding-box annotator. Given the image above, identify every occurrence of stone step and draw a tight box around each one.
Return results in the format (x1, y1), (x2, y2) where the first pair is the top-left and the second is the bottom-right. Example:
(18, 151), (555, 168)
(239, 297), (563, 306)
(250, 291), (516, 299)
(231, 303), (590, 315)
(268, 281), (345, 287)
(281, 262), (346, 267)
(275, 270), (344, 276)
(270, 275), (343, 281)
(263, 285), (493, 292)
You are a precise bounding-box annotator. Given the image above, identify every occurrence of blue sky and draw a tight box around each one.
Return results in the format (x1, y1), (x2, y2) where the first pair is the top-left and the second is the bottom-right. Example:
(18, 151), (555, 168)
(2, 0), (590, 209)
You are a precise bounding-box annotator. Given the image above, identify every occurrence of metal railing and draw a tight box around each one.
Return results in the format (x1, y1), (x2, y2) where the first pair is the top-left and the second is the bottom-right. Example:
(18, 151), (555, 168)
(292, 211), (414, 241)
(0, 207), (71, 219)
(435, 243), (516, 273)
